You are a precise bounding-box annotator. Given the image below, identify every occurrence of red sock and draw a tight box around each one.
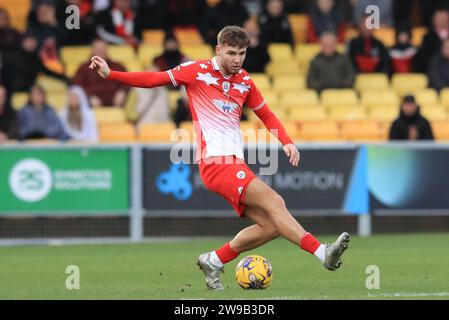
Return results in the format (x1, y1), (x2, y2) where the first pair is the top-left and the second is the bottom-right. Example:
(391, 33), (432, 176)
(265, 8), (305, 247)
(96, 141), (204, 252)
(300, 232), (321, 254)
(215, 242), (239, 264)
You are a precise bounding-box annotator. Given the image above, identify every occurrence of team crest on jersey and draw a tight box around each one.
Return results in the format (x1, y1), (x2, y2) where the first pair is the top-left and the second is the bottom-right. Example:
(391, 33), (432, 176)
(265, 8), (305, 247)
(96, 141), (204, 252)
(212, 99), (239, 114)
(222, 81), (230, 93)
(236, 170), (246, 179)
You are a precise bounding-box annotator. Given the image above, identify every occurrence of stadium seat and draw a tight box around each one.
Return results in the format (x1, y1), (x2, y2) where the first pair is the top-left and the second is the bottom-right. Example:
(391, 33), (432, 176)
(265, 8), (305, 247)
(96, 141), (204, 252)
(355, 73), (390, 92)
(412, 27), (427, 47)
(420, 107), (447, 121)
(108, 45), (136, 65)
(93, 108), (127, 125)
(60, 46), (91, 66)
(249, 73), (271, 91)
(240, 121), (259, 143)
(321, 89), (358, 108)
(340, 121), (381, 141)
(280, 90), (319, 109)
(368, 106), (399, 121)
(431, 121), (449, 140)
(373, 28), (396, 47)
(0, 0), (30, 31)
(174, 28), (204, 45)
(378, 121), (391, 140)
(99, 123), (135, 142)
(138, 123), (177, 142)
(138, 44), (164, 68)
(415, 89), (439, 108)
(265, 61), (301, 77)
(361, 90), (399, 109)
(288, 14), (308, 44)
(272, 76), (306, 94)
(289, 106), (327, 121)
(328, 105), (367, 121)
(295, 44), (320, 70)
(65, 63), (81, 78)
(298, 121), (340, 141)
(391, 73), (428, 96)
(181, 44), (214, 60)
(11, 92), (28, 110)
(37, 76), (68, 93)
(440, 88), (449, 109)
(124, 61), (143, 72)
(268, 43), (294, 62)
(47, 92), (67, 111)
(143, 29), (165, 45)
(261, 91), (279, 107)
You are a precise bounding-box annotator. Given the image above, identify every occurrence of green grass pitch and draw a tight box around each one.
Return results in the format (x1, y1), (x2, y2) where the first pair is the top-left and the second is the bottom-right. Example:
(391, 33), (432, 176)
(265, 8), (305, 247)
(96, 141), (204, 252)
(1, 233), (448, 300)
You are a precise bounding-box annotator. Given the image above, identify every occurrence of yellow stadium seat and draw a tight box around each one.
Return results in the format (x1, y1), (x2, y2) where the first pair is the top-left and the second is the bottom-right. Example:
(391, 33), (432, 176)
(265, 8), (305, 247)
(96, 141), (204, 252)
(256, 121), (299, 142)
(175, 29), (204, 45)
(265, 61), (301, 77)
(295, 44), (321, 70)
(391, 73), (428, 96)
(431, 121), (449, 141)
(60, 46), (91, 66)
(124, 61), (143, 72)
(66, 63), (81, 78)
(420, 107), (447, 121)
(11, 92), (29, 110)
(440, 88), (449, 109)
(361, 90), (399, 108)
(272, 76), (305, 94)
(328, 106), (367, 121)
(93, 108), (127, 125)
(138, 123), (177, 142)
(280, 90), (319, 108)
(268, 44), (293, 61)
(415, 89), (439, 108)
(261, 91), (279, 107)
(249, 73), (271, 91)
(138, 44), (164, 68)
(143, 29), (165, 45)
(181, 44), (214, 60)
(340, 121), (381, 141)
(412, 27), (427, 47)
(321, 89), (358, 108)
(289, 107), (327, 121)
(37, 75), (68, 93)
(108, 45), (136, 65)
(47, 93), (67, 111)
(368, 106), (399, 121)
(288, 14), (308, 44)
(240, 121), (259, 143)
(355, 73), (390, 92)
(298, 121), (340, 141)
(99, 123), (135, 142)
(373, 28), (395, 47)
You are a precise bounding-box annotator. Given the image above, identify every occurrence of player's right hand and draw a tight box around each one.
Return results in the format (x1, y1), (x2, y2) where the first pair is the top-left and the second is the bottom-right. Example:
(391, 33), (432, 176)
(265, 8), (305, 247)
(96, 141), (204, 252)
(89, 56), (110, 79)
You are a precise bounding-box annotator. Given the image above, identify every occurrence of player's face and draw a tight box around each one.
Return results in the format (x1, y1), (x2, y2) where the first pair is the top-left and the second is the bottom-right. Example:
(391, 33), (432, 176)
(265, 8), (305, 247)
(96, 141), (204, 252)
(217, 45), (247, 75)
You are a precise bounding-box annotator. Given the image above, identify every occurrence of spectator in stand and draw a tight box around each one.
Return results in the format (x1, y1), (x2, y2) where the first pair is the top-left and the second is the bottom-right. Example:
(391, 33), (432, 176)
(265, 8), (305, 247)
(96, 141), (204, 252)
(348, 14), (390, 74)
(0, 85), (18, 141)
(389, 95), (434, 141)
(258, 0), (294, 47)
(200, 0), (249, 46)
(307, 0), (346, 44)
(307, 32), (355, 92)
(413, 8), (449, 73)
(17, 85), (69, 141)
(428, 38), (449, 91)
(2, 33), (68, 94)
(0, 9), (22, 54)
(57, 0), (97, 46)
(242, 19), (270, 73)
(73, 38), (128, 107)
(152, 34), (190, 127)
(96, 0), (142, 47)
(137, 0), (169, 30)
(60, 86), (98, 142)
(165, 0), (208, 29)
(389, 26), (417, 73)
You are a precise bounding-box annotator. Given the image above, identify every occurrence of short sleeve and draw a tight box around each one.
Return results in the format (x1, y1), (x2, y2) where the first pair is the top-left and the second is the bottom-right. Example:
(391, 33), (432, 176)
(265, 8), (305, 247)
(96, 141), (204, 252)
(246, 80), (266, 111)
(167, 61), (198, 87)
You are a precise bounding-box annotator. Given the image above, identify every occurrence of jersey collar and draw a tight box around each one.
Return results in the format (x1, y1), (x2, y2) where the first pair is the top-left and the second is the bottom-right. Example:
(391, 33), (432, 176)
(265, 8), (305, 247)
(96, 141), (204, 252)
(211, 56), (235, 79)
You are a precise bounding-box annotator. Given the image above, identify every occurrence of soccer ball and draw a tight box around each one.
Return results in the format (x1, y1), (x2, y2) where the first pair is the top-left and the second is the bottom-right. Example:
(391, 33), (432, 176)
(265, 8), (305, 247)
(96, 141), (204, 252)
(235, 255), (273, 289)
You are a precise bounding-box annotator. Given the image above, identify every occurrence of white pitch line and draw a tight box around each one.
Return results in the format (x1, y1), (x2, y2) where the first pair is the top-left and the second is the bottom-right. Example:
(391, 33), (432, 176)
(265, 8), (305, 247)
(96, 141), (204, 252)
(366, 292), (449, 298)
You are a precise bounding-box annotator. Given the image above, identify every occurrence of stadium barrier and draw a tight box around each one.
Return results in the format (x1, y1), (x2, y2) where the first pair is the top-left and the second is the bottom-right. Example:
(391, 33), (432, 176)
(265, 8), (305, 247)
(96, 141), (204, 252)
(1, 143), (449, 244)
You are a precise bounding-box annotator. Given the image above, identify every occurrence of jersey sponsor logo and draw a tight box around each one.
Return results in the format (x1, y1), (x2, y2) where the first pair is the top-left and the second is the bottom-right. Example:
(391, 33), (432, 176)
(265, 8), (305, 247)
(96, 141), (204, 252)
(212, 99), (239, 114)
(236, 170), (246, 179)
(156, 163), (193, 201)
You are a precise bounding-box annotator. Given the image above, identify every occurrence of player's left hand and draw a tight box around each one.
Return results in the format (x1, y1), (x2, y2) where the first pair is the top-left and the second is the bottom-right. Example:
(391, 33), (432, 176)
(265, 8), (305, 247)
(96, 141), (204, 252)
(283, 143), (300, 167)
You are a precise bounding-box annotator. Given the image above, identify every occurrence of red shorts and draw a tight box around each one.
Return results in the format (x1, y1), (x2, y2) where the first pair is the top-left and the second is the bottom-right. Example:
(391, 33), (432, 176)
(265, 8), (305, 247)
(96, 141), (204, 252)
(199, 156), (257, 217)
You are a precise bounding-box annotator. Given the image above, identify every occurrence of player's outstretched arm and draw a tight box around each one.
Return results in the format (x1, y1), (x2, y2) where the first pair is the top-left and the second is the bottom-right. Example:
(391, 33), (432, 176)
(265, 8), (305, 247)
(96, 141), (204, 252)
(254, 105), (300, 167)
(89, 55), (171, 88)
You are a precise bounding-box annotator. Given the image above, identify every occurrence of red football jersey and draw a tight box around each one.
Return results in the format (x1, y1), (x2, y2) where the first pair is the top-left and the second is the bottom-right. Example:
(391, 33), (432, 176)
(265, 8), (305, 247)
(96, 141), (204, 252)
(167, 57), (265, 161)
